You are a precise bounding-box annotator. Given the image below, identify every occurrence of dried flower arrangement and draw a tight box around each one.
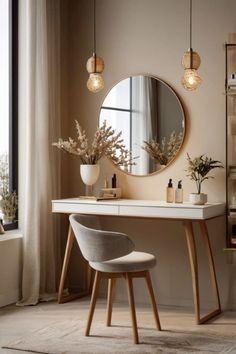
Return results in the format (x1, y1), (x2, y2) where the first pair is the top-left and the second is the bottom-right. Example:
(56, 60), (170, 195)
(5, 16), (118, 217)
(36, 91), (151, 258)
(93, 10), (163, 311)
(142, 131), (183, 166)
(186, 153), (223, 194)
(52, 120), (135, 167)
(0, 190), (18, 222)
(0, 153), (18, 223)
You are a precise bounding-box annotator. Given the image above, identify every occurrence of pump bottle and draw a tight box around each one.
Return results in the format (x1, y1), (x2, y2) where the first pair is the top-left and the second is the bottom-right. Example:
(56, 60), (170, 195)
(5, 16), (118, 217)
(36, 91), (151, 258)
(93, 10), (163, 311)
(175, 180), (183, 203)
(112, 174), (117, 188)
(166, 179), (174, 203)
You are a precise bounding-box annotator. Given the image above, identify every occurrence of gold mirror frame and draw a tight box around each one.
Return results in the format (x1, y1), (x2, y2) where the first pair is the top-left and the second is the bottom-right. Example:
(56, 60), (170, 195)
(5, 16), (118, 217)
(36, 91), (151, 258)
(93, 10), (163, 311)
(99, 75), (186, 176)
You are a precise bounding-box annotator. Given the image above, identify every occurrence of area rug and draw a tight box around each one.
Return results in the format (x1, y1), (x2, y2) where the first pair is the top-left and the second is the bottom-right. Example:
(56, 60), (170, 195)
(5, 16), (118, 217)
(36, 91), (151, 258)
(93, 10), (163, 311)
(3, 320), (236, 354)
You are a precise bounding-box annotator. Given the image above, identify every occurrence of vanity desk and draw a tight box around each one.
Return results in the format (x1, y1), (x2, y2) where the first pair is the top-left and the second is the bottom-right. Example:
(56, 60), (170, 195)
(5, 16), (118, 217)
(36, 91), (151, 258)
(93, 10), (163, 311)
(52, 198), (225, 325)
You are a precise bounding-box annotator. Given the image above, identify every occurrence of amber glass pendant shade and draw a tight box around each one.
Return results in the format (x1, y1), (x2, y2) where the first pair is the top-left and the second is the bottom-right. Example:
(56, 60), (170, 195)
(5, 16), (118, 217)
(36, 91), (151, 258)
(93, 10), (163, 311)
(181, 68), (202, 91)
(87, 73), (104, 93)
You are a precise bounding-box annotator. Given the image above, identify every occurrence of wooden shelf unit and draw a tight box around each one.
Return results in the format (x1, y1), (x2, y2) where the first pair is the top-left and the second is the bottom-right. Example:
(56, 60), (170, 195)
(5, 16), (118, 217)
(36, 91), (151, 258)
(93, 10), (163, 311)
(225, 43), (236, 249)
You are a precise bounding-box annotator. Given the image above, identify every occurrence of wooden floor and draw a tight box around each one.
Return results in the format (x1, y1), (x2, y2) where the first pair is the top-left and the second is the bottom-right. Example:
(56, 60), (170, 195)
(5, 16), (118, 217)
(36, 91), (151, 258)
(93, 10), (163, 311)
(0, 298), (235, 354)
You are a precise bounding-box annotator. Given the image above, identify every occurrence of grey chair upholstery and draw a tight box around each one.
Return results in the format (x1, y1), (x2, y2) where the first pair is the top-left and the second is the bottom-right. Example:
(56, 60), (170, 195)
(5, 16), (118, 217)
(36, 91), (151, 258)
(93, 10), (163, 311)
(69, 213), (161, 344)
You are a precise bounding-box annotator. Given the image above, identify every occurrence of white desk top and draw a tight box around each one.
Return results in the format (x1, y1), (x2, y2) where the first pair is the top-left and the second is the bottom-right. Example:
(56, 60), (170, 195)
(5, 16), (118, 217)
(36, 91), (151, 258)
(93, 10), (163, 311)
(52, 198), (225, 220)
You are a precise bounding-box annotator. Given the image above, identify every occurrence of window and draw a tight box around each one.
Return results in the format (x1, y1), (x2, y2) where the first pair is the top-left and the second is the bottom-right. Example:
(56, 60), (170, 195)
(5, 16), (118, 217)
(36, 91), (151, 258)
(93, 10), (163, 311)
(0, 0), (18, 230)
(100, 78), (132, 172)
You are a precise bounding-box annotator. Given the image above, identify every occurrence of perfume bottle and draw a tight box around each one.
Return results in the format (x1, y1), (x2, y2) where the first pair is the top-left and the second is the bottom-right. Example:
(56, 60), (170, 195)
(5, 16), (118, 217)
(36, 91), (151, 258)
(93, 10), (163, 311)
(166, 179), (174, 203)
(175, 180), (183, 203)
(112, 174), (117, 188)
(228, 73), (236, 87)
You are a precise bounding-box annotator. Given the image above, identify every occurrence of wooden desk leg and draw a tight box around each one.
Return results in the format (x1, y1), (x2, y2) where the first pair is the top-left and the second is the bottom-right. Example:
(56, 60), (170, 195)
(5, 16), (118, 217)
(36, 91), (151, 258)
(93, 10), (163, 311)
(198, 220), (221, 323)
(58, 224), (92, 304)
(58, 225), (74, 303)
(183, 220), (221, 324)
(183, 221), (200, 323)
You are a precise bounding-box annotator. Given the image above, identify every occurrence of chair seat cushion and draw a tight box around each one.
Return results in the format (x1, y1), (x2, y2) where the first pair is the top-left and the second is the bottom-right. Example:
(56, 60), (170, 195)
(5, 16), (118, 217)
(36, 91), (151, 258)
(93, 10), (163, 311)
(89, 251), (156, 273)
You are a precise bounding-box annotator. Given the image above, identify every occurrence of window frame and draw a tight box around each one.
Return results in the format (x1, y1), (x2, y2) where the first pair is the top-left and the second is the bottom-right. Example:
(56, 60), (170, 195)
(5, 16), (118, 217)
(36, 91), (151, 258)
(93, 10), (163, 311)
(100, 77), (133, 173)
(4, 0), (18, 231)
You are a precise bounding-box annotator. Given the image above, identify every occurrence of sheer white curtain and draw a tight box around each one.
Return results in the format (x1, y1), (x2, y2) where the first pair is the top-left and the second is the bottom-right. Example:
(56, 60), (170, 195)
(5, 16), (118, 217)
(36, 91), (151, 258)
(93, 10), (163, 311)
(18, 0), (61, 305)
(132, 77), (156, 175)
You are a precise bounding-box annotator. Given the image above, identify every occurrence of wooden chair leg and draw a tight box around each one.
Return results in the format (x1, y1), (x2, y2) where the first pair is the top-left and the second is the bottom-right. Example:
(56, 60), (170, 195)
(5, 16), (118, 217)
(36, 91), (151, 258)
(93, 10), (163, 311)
(106, 278), (116, 326)
(85, 271), (101, 336)
(87, 263), (93, 294)
(144, 271), (161, 331)
(125, 273), (139, 344)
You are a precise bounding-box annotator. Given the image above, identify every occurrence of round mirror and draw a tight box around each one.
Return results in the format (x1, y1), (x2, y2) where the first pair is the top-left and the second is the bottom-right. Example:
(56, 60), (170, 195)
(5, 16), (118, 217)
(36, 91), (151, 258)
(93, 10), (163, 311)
(99, 75), (185, 176)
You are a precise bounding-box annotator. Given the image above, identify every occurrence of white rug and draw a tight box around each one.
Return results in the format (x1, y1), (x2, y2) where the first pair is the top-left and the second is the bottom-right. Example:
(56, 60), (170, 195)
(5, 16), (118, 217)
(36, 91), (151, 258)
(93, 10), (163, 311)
(3, 320), (236, 354)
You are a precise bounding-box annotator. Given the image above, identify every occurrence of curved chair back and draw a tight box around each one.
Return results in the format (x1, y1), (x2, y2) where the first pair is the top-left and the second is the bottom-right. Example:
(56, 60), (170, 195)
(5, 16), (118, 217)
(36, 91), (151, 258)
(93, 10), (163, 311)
(73, 213), (101, 230)
(69, 214), (135, 262)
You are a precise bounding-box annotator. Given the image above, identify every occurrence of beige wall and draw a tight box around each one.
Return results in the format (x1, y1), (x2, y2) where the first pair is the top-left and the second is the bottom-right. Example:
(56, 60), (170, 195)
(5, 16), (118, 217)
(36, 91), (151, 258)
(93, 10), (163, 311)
(61, 0), (236, 309)
(0, 235), (22, 307)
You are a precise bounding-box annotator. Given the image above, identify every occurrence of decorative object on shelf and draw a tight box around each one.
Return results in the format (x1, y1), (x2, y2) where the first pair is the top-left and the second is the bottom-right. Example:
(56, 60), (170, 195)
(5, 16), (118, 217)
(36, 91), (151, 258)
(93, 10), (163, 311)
(99, 187), (122, 199)
(142, 131), (183, 167)
(228, 73), (236, 89)
(181, 0), (202, 91)
(186, 153), (223, 205)
(86, 0), (104, 93)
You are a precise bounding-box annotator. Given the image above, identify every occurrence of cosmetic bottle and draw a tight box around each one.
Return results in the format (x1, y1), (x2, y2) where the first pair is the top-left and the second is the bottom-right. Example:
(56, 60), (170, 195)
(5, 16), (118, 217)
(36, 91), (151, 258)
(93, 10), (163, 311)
(112, 174), (117, 188)
(104, 177), (108, 188)
(228, 73), (236, 87)
(166, 179), (174, 203)
(175, 180), (183, 203)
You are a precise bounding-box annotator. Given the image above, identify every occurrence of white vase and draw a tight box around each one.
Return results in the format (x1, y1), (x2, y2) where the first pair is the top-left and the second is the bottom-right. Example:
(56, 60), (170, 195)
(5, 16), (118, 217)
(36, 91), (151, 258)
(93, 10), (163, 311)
(189, 193), (207, 205)
(80, 164), (100, 186)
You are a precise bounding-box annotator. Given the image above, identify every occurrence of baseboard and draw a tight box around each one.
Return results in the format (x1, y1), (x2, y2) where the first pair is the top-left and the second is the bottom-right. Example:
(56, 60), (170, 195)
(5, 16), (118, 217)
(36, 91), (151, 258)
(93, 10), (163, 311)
(0, 289), (20, 308)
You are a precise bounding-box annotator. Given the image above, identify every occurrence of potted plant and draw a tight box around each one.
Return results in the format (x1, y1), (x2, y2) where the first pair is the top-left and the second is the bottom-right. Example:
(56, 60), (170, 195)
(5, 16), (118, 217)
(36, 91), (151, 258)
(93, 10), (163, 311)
(0, 190), (18, 223)
(0, 153), (18, 225)
(186, 153), (223, 205)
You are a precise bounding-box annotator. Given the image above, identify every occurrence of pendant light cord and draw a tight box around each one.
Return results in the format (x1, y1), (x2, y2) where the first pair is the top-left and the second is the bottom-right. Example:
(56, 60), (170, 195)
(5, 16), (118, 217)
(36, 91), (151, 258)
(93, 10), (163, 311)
(93, 0), (96, 72)
(189, 0), (193, 68)
(190, 0), (192, 49)
(93, 0), (96, 54)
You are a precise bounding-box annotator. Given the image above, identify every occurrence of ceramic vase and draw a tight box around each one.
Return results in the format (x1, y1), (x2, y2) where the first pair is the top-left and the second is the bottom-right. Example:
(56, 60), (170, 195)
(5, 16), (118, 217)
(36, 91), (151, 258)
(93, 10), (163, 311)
(80, 164), (100, 197)
(80, 164), (100, 185)
(189, 193), (207, 205)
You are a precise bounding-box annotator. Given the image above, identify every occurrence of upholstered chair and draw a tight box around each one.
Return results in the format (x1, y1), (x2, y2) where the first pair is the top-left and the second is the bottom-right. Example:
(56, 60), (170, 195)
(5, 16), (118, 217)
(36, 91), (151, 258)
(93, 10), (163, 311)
(69, 213), (161, 344)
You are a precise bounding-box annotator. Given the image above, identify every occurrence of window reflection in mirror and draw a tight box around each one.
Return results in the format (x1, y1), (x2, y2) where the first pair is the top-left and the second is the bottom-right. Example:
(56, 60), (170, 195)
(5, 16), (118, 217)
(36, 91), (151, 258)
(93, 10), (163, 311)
(99, 75), (185, 176)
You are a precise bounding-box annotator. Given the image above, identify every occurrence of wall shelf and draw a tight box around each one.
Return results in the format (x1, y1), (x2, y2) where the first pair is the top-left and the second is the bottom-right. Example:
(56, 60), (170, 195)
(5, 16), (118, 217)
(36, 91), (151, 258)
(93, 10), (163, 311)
(225, 42), (236, 250)
(223, 92), (236, 96)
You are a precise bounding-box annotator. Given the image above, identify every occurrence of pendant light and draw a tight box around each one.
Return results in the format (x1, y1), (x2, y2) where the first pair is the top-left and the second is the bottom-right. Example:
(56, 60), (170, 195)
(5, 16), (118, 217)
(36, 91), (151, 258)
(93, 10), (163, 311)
(181, 0), (202, 91)
(86, 0), (104, 93)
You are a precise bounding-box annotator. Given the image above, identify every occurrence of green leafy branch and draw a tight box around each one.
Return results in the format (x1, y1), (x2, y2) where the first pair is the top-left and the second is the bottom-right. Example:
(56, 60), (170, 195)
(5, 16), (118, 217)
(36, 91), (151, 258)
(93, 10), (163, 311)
(186, 153), (223, 194)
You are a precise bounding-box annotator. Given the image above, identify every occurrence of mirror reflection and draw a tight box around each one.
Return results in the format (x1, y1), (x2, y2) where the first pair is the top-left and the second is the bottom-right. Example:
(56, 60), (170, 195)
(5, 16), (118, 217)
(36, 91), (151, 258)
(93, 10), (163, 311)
(99, 75), (185, 175)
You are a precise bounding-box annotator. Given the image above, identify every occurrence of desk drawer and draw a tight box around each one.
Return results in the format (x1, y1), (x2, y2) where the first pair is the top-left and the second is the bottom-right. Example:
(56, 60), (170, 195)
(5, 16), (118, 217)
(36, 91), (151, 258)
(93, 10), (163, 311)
(52, 202), (119, 215)
(119, 205), (202, 219)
